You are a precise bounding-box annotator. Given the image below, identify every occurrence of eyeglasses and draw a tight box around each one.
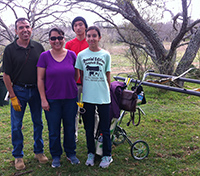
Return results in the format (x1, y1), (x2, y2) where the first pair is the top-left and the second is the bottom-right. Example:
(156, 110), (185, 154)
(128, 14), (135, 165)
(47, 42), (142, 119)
(50, 36), (64, 41)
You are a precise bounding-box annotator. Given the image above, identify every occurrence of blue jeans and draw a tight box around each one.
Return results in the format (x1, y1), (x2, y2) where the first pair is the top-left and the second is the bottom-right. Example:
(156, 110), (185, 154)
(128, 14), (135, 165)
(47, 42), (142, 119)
(44, 98), (77, 159)
(11, 85), (43, 158)
(82, 103), (111, 156)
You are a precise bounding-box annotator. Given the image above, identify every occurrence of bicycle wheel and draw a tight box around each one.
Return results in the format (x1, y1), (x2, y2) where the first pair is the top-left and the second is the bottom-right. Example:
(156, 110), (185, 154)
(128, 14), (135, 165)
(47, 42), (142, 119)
(112, 125), (127, 146)
(131, 140), (149, 160)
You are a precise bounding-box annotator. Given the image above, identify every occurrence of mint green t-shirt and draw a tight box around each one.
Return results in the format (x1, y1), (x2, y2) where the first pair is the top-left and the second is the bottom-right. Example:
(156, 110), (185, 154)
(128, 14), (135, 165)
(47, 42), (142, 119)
(75, 48), (111, 104)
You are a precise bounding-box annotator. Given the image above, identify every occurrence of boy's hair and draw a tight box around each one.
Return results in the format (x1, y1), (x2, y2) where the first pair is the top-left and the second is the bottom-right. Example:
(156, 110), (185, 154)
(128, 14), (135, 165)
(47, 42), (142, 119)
(72, 16), (88, 31)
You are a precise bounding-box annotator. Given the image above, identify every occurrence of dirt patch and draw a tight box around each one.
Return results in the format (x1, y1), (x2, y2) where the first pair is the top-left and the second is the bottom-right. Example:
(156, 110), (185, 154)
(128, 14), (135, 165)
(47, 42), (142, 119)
(108, 45), (129, 55)
(111, 66), (133, 74)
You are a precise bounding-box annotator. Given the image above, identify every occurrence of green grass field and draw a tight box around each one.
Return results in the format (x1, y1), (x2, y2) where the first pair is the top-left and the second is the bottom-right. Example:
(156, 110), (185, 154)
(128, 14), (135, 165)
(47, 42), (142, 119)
(0, 83), (200, 176)
(1, 46), (200, 175)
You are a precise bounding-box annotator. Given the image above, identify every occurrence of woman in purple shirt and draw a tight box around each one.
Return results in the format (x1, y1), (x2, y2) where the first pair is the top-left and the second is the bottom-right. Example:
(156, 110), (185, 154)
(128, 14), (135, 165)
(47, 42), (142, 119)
(37, 28), (80, 168)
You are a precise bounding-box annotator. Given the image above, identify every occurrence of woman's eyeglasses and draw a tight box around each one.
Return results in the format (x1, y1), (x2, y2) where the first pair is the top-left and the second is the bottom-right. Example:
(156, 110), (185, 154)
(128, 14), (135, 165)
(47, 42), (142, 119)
(50, 36), (64, 41)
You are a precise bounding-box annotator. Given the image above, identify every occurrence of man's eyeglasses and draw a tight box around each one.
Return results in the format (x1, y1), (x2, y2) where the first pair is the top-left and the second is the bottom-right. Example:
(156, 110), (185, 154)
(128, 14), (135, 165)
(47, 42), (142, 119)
(50, 36), (64, 41)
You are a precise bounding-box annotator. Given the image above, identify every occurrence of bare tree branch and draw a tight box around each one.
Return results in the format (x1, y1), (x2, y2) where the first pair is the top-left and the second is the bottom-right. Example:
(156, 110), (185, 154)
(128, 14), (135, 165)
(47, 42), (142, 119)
(73, 0), (200, 76)
(0, 0), (77, 43)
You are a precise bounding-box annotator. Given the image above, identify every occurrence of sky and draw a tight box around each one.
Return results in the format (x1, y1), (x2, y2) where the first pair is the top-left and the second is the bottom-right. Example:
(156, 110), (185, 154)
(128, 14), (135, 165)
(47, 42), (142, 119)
(2, 0), (200, 26)
(162, 0), (200, 22)
(58, 0), (200, 25)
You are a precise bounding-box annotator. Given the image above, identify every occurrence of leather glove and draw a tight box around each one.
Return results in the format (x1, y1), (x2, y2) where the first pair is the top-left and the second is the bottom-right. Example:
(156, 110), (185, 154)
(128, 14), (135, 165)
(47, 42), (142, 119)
(10, 96), (21, 111)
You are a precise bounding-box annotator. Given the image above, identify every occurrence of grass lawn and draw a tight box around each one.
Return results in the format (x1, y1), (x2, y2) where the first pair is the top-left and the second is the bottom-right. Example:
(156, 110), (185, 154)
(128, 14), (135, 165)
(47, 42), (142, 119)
(0, 83), (200, 176)
(1, 46), (200, 175)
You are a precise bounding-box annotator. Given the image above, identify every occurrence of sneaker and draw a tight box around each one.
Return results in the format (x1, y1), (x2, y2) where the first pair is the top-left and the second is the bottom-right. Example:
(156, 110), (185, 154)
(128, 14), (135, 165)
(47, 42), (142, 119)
(99, 156), (113, 168)
(67, 156), (80, 165)
(15, 158), (25, 170)
(85, 153), (95, 166)
(34, 153), (48, 164)
(52, 158), (61, 168)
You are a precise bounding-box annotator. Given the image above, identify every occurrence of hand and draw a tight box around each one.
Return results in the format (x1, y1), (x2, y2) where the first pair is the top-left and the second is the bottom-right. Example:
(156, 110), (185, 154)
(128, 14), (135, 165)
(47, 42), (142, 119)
(41, 99), (50, 111)
(10, 96), (21, 111)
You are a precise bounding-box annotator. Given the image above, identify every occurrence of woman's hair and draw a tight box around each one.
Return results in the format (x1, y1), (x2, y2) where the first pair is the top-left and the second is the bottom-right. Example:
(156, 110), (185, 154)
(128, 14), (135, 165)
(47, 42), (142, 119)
(86, 26), (101, 37)
(49, 27), (64, 37)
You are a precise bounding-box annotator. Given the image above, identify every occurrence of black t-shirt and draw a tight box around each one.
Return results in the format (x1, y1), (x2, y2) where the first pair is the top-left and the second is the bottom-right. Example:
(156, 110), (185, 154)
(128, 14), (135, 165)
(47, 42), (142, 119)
(2, 38), (44, 84)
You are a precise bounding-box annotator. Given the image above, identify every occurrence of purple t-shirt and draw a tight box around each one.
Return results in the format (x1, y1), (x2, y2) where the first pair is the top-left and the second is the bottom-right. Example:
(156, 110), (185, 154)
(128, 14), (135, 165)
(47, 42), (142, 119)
(37, 50), (78, 99)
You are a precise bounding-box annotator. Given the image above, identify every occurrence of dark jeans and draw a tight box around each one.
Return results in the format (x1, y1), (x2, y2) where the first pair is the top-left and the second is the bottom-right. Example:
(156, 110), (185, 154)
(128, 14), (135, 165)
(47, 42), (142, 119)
(11, 85), (43, 158)
(44, 98), (77, 159)
(82, 103), (111, 156)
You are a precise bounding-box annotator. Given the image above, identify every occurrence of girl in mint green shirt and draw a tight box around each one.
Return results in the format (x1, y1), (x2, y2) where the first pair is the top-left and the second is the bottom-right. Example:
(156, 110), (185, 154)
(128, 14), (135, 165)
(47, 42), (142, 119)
(75, 26), (113, 168)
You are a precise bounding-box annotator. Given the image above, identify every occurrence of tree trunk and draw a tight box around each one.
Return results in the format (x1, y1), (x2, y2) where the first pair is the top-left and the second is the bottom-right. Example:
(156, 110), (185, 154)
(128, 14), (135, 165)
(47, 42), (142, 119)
(175, 26), (200, 76)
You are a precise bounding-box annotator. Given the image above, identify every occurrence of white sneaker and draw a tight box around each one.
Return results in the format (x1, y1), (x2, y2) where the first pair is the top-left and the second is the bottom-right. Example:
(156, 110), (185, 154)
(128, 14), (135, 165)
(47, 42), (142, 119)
(99, 156), (113, 168)
(85, 153), (95, 166)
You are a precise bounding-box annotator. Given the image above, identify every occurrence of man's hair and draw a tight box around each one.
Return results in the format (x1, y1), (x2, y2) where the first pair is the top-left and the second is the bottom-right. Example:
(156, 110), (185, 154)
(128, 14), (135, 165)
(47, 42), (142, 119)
(15, 18), (30, 30)
(49, 27), (64, 37)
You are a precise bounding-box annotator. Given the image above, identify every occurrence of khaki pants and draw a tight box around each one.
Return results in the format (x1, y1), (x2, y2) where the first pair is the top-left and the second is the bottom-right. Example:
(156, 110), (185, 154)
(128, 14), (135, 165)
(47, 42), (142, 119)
(75, 107), (99, 140)
(75, 85), (82, 141)
(75, 85), (99, 141)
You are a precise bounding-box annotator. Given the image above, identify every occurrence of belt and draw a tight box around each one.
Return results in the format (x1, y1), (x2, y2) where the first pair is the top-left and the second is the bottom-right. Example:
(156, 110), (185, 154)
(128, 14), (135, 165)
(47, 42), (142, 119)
(14, 82), (37, 88)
